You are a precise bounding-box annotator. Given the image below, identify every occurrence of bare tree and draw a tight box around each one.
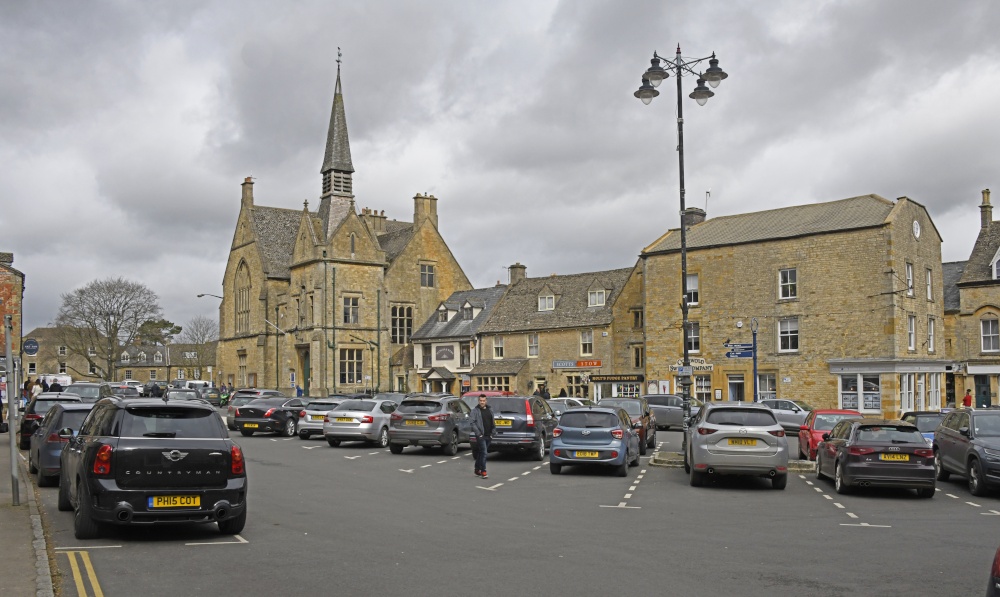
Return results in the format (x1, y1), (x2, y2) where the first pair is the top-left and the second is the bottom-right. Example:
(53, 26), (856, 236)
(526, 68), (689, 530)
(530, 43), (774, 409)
(176, 315), (219, 383)
(178, 315), (219, 345)
(54, 277), (162, 380)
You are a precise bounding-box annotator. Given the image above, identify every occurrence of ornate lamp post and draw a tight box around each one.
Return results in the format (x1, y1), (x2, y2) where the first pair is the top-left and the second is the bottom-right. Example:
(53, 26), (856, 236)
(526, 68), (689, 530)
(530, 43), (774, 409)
(635, 45), (728, 429)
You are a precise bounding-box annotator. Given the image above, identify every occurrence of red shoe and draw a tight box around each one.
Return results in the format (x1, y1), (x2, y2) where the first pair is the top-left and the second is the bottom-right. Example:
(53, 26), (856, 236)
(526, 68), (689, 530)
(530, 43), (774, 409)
(481, 470), (488, 479)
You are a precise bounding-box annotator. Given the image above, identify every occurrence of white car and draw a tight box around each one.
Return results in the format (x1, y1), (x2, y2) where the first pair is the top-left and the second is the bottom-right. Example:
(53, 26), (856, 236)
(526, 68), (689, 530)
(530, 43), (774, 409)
(298, 398), (346, 439)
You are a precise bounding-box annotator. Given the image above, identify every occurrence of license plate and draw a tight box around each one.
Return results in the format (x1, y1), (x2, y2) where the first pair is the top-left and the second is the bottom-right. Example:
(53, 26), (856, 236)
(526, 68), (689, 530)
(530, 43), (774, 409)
(405, 420), (426, 426)
(311, 415), (325, 421)
(575, 451), (599, 458)
(728, 438), (757, 446)
(243, 423), (258, 429)
(495, 419), (512, 427)
(879, 453), (910, 461)
(148, 495), (200, 508)
(335, 417), (354, 423)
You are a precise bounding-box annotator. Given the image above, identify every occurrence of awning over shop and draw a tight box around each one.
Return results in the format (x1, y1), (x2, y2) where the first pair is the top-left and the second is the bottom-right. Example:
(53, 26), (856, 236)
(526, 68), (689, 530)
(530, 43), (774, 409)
(422, 367), (456, 380)
(966, 365), (1000, 374)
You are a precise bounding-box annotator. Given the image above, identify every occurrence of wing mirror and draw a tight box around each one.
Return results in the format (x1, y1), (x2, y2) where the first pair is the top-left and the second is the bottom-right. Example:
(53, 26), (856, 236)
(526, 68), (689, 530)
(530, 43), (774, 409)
(959, 427), (971, 437)
(821, 433), (831, 441)
(58, 427), (75, 439)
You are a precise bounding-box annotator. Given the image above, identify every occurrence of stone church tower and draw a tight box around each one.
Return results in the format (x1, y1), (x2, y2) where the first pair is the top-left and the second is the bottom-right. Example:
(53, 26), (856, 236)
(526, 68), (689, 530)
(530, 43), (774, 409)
(215, 62), (471, 396)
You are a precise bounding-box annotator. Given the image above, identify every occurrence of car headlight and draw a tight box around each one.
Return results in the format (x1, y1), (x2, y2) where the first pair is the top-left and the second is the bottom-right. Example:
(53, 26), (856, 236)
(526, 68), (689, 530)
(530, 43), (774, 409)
(983, 448), (1000, 462)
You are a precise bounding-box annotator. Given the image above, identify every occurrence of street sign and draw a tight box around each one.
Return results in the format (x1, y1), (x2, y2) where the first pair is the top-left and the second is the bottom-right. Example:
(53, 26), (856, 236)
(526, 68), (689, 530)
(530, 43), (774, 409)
(723, 342), (753, 349)
(677, 366), (693, 376)
(725, 350), (753, 358)
(23, 338), (38, 356)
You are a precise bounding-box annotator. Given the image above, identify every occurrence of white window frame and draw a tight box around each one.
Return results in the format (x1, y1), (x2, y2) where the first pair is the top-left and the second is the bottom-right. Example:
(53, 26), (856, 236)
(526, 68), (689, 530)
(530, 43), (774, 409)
(493, 337), (504, 359)
(88, 363), (97, 375)
(907, 315), (916, 350)
(124, 369), (133, 380)
(905, 262), (914, 297)
(632, 345), (644, 368)
(27, 362), (36, 374)
(778, 318), (799, 353)
(422, 344), (432, 368)
(420, 264), (436, 288)
(343, 296), (360, 325)
(927, 317), (935, 352)
(926, 268), (933, 301)
(149, 370), (157, 381)
(580, 330), (593, 356)
(527, 333), (539, 357)
(983, 317), (1000, 352)
(87, 346), (96, 357)
(758, 373), (777, 401)
(694, 375), (711, 402)
(899, 373), (915, 412)
(538, 295), (554, 311)
(58, 345), (67, 356)
(121, 352), (130, 363)
(59, 362), (67, 374)
(154, 352), (163, 363)
(685, 274), (699, 306)
(839, 374), (881, 412)
(588, 290), (605, 307)
(928, 373), (941, 410)
(686, 322), (700, 353)
(779, 268), (797, 300)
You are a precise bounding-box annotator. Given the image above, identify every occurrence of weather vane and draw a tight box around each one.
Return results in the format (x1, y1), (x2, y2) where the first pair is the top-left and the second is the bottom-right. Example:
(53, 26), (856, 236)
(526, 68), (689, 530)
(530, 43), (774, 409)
(337, 47), (342, 67)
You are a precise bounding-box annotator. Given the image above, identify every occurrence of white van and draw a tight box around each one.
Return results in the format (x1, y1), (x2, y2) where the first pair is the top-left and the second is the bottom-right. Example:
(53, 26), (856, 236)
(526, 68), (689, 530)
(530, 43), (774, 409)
(184, 380), (210, 391)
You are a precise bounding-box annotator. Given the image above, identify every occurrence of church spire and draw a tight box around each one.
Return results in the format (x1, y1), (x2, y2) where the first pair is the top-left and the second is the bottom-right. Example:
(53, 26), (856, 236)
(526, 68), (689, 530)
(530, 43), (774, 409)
(321, 47), (354, 199)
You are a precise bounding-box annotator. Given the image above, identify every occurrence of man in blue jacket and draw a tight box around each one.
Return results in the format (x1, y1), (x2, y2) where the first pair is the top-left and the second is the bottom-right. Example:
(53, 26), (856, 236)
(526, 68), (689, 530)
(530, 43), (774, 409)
(470, 394), (495, 479)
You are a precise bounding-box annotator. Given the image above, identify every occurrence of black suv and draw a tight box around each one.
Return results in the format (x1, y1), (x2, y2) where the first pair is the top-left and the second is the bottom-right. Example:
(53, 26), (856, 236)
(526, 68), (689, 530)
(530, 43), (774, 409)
(19, 392), (83, 449)
(58, 397), (248, 539)
(477, 396), (558, 461)
(599, 397), (657, 455)
(934, 408), (1000, 496)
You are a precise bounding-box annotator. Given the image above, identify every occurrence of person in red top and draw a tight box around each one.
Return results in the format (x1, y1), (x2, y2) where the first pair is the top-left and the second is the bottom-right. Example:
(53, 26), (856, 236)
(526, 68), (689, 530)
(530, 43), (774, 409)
(963, 389), (973, 408)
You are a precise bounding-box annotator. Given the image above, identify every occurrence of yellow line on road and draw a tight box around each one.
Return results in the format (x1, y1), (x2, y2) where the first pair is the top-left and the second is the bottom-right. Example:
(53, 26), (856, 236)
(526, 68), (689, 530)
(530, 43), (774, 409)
(62, 551), (105, 597)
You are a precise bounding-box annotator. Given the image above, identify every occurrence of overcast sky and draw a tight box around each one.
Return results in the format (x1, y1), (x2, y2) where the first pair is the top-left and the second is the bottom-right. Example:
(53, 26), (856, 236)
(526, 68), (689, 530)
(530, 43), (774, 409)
(5, 1), (1000, 335)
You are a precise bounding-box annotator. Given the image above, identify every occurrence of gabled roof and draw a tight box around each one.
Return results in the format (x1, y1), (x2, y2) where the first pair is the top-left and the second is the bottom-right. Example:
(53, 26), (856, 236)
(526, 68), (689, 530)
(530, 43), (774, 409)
(958, 221), (1000, 286)
(412, 286), (508, 341)
(478, 268), (633, 334)
(377, 221), (415, 263)
(643, 194), (896, 254)
(251, 206), (302, 279)
(943, 261), (966, 313)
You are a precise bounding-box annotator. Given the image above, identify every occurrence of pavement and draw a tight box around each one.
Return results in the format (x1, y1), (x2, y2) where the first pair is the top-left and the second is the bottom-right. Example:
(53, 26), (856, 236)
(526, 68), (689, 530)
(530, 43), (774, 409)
(0, 424), (55, 597)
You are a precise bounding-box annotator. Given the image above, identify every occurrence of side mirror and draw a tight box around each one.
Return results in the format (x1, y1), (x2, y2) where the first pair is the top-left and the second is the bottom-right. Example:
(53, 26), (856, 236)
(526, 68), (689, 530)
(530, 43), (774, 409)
(959, 427), (971, 437)
(633, 421), (643, 429)
(799, 425), (809, 432)
(821, 433), (831, 441)
(554, 410), (562, 416)
(58, 427), (74, 439)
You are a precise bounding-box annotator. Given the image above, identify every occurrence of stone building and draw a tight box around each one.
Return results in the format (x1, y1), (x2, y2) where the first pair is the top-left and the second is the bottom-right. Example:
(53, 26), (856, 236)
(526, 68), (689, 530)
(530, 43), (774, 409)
(475, 263), (638, 398)
(21, 327), (102, 383)
(410, 285), (507, 394)
(215, 66), (470, 396)
(0, 252), (24, 377)
(641, 194), (947, 417)
(115, 342), (218, 385)
(943, 189), (1000, 407)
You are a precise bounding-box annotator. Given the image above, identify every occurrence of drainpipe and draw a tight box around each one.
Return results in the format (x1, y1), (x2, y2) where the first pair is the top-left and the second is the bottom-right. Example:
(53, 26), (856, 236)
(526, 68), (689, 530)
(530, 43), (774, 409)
(330, 267), (337, 394)
(377, 289), (382, 392)
(275, 305), (280, 392)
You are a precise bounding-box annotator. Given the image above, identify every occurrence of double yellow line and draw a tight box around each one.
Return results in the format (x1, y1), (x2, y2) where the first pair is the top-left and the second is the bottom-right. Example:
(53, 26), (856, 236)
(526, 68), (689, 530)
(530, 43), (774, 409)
(61, 551), (104, 597)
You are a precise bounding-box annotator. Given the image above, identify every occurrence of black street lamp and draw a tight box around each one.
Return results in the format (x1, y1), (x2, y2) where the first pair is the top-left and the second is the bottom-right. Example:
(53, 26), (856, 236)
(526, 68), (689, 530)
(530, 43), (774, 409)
(635, 44), (728, 430)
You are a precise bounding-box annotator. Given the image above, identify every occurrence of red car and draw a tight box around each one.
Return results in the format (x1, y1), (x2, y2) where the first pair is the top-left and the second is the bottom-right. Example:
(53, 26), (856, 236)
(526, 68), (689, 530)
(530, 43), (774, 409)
(797, 409), (863, 460)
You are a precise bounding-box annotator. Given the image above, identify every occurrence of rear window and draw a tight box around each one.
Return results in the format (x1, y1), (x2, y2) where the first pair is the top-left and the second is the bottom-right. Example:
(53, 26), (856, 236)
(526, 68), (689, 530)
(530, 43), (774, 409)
(65, 385), (100, 399)
(121, 407), (223, 438)
(559, 411), (620, 428)
(230, 396), (255, 407)
(397, 400), (443, 414)
(306, 401), (341, 410)
(905, 414), (945, 433)
(602, 400), (641, 416)
(338, 400), (376, 412)
(705, 408), (778, 427)
(814, 414), (861, 431)
(35, 400), (76, 415)
(489, 398), (527, 414)
(168, 390), (200, 400)
(855, 425), (924, 443)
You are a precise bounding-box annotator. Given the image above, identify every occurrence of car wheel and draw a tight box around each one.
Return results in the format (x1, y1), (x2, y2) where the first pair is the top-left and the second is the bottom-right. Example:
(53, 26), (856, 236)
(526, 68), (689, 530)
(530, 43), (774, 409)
(615, 462), (628, 477)
(19, 437), (29, 450)
(815, 453), (826, 480)
(834, 461), (851, 495)
(376, 428), (389, 449)
(442, 431), (459, 456)
(73, 481), (101, 540)
(218, 506), (247, 535)
(916, 487), (935, 499)
(389, 443), (404, 454)
(550, 462), (561, 475)
(771, 474), (787, 490)
(629, 449), (640, 467)
(934, 450), (950, 481)
(531, 437), (545, 461)
(968, 459), (988, 497)
(57, 473), (71, 512)
(639, 435), (648, 456)
(37, 467), (55, 488)
(647, 428), (656, 449)
(298, 430), (310, 440)
(327, 438), (341, 447)
(240, 430), (254, 437)
(283, 420), (296, 437)
(28, 453), (37, 474)
(689, 467), (705, 487)
(797, 442), (805, 461)
(683, 454), (691, 474)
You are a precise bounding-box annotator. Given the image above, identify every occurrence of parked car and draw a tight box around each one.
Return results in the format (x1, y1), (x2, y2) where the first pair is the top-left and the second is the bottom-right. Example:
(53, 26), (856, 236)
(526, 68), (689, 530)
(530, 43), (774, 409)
(18, 393), (84, 449)
(900, 410), (947, 443)
(372, 392), (408, 404)
(816, 419), (935, 497)
(197, 386), (223, 407)
(111, 384), (140, 398)
(546, 397), (594, 415)
(387, 394), (472, 455)
(226, 389), (286, 430)
(797, 409), (864, 460)
(58, 397), (247, 539)
(142, 381), (168, 397)
(933, 408), (1000, 496)
(760, 398), (813, 432)
(645, 394), (703, 430)
(298, 397), (348, 439)
(988, 542), (1000, 597)
(472, 396), (557, 461)
(234, 397), (307, 437)
(683, 402), (789, 489)
(549, 406), (640, 476)
(323, 398), (398, 447)
(122, 380), (144, 392)
(62, 382), (115, 403)
(28, 403), (95, 486)
(599, 397), (656, 455)
(163, 388), (204, 402)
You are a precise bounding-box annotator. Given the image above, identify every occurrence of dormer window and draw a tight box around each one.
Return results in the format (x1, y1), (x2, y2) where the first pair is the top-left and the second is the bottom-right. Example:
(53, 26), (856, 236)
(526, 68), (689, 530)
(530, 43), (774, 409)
(438, 310), (448, 323)
(138, 352), (146, 362)
(992, 248), (1000, 280)
(121, 352), (130, 363)
(538, 295), (554, 311)
(463, 306), (473, 320)
(588, 290), (606, 307)
(154, 352), (163, 363)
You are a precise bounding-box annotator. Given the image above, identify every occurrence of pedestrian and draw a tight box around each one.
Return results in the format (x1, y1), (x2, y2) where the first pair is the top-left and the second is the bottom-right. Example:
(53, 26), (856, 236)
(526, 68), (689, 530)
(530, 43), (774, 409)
(540, 385), (550, 400)
(296, 384), (303, 397)
(49, 379), (63, 393)
(31, 380), (42, 400)
(40, 378), (50, 392)
(558, 388), (567, 397)
(532, 387), (541, 397)
(470, 394), (495, 479)
(963, 389), (973, 408)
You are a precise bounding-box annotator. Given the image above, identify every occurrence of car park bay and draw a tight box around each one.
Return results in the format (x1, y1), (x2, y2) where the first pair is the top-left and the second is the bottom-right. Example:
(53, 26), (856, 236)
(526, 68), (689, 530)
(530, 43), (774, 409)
(29, 426), (1000, 596)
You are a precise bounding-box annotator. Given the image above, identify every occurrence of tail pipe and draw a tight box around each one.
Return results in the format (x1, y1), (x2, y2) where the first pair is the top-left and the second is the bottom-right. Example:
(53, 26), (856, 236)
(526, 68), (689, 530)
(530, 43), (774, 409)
(113, 502), (134, 522)
(768, 470), (777, 477)
(213, 500), (232, 520)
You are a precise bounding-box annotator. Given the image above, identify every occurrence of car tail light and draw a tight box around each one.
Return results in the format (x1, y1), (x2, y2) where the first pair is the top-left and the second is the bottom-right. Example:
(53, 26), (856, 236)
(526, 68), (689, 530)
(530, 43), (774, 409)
(848, 446), (876, 456)
(231, 445), (245, 475)
(525, 400), (535, 428)
(991, 545), (1000, 578)
(428, 413), (450, 422)
(25, 413), (42, 421)
(299, 410), (306, 418)
(390, 413), (402, 421)
(92, 445), (113, 476)
(914, 448), (933, 458)
(553, 449), (562, 457)
(553, 427), (562, 438)
(360, 415), (373, 424)
(47, 433), (69, 443)
(768, 429), (785, 437)
(697, 427), (717, 435)
(264, 408), (276, 417)
(324, 416), (330, 423)
(611, 451), (619, 458)
(611, 429), (624, 439)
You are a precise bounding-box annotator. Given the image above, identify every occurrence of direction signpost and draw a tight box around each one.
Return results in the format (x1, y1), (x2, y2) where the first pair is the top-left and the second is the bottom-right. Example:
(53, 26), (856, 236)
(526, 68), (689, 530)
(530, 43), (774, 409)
(722, 318), (760, 400)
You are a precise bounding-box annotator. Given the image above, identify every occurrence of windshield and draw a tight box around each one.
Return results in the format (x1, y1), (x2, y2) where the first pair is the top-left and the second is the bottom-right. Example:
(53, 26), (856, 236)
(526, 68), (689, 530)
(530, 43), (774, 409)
(646, 395), (683, 408)
(121, 407), (223, 438)
(337, 400), (376, 412)
(559, 412), (619, 428)
(602, 400), (641, 416)
(902, 413), (945, 433)
(59, 410), (91, 431)
(974, 414), (1000, 437)
(814, 413), (861, 431)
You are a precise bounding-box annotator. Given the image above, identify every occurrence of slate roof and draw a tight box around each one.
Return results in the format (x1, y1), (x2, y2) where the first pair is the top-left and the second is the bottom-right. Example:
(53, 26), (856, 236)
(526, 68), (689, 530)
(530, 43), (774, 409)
(958, 222), (1000, 286)
(251, 206), (302, 279)
(943, 261), (966, 313)
(377, 221), (415, 263)
(470, 358), (528, 376)
(478, 268), (634, 334)
(412, 286), (508, 341)
(643, 194), (896, 254)
(321, 69), (354, 175)
(424, 367), (455, 380)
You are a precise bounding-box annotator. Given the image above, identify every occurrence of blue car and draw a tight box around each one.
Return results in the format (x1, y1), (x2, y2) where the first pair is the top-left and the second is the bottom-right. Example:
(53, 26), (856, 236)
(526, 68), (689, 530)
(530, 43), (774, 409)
(28, 402), (95, 487)
(549, 407), (640, 477)
(900, 411), (946, 443)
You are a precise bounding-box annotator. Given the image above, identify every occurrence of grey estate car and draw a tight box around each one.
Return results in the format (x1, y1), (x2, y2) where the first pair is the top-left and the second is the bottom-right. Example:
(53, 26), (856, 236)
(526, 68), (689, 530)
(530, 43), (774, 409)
(387, 394), (472, 455)
(324, 398), (398, 447)
(683, 401), (789, 489)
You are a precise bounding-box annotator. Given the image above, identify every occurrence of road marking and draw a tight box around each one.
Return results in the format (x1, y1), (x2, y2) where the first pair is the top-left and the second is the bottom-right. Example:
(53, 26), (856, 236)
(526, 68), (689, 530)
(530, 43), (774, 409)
(437, 460), (448, 464)
(63, 551), (105, 597)
(983, 510), (1000, 516)
(637, 474), (644, 480)
(477, 483), (503, 491)
(399, 469), (414, 473)
(641, 469), (647, 474)
(814, 487), (823, 492)
(344, 456), (361, 460)
(508, 477), (519, 481)
(967, 501), (981, 507)
(599, 504), (641, 509)
(302, 446), (321, 450)
(533, 466), (542, 470)
(420, 464), (432, 469)
(629, 486), (637, 491)
(624, 493), (633, 499)
(522, 471), (531, 476)
(369, 452), (381, 455)
(186, 534), (249, 546)
(55, 546), (121, 550)
(452, 457), (462, 460)
(946, 494), (959, 499)
(847, 513), (858, 519)
(834, 503), (845, 509)
(841, 522), (891, 528)
(806, 481), (814, 486)
(798, 474), (806, 479)
(823, 495), (833, 500)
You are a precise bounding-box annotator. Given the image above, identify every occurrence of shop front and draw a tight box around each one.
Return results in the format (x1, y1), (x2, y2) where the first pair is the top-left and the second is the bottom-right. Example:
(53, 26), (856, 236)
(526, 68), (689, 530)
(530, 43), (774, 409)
(591, 374), (644, 400)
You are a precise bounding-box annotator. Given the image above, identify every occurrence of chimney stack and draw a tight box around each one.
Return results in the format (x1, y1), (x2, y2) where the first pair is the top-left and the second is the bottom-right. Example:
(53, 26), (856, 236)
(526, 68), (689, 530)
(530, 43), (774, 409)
(981, 188), (992, 229)
(0, 252), (12, 266)
(508, 262), (527, 284)
(413, 193), (439, 228)
(682, 207), (706, 228)
(241, 177), (254, 209)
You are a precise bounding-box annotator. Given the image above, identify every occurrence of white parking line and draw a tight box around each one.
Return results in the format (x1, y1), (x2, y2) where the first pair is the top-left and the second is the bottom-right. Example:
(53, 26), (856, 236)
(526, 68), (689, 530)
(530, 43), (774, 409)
(624, 493), (633, 499)
(477, 483), (503, 491)
(533, 466), (542, 470)
(629, 486), (637, 491)
(452, 456), (462, 460)
(399, 469), (413, 474)
(508, 477), (519, 482)
(344, 456), (361, 460)
(967, 501), (981, 507)
(823, 495), (833, 500)
(983, 510), (1000, 516)
(946, 493), (959, 499)
(814, 487), (823, 492)
(369, 452), (381, 455)
(805, 481), (814, 486)
(437, 460), (448, 464)
(847, 513), (858, 519)
(302, 446), (321, 450)
(840, 522), (891, 528)
(420, 464), (432, 469)
(834, 503), (845, 509)
(186, 535), (249, 546)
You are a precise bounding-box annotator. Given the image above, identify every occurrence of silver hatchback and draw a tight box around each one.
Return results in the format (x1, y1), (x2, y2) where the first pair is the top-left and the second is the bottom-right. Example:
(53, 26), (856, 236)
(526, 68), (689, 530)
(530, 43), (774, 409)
(683, 402), (789, 489)
(323, 399), (397, 447)
(298, 398), (347, 439)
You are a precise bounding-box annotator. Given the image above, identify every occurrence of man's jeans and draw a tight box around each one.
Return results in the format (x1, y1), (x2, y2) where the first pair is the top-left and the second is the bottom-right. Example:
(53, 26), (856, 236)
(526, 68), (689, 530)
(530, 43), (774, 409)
(475, 435), (491, 472)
